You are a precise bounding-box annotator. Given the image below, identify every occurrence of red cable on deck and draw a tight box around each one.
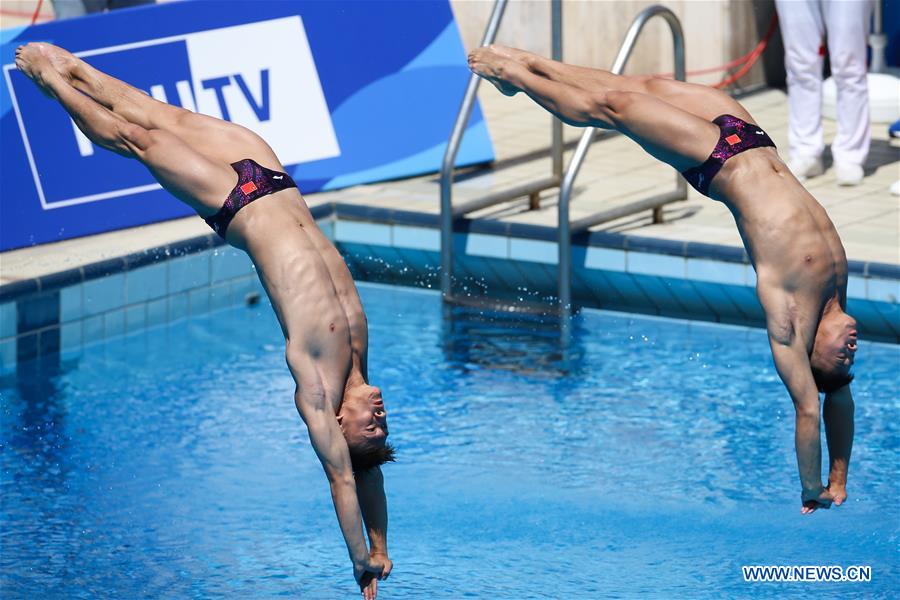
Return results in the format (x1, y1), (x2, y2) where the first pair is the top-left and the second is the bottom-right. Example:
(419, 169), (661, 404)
(654, 13), (779, 88)
(31, 0), (44, 25)
(713, 13), (779, 89)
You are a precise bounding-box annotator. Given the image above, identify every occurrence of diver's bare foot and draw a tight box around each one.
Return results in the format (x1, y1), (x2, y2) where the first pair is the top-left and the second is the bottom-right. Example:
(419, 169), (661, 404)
(468, 46), (520, 96)
(488, 44), (533, 65)
(36, 43), (80, 80)
(15, 43), (62, 98)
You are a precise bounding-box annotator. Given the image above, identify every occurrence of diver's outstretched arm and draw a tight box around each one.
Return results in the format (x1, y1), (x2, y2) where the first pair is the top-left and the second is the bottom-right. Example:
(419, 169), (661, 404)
(823, 385), (853, 506)
(355, 467), (392, 600)
(768, 338), (838, 514)
(288, 355), (387, 597)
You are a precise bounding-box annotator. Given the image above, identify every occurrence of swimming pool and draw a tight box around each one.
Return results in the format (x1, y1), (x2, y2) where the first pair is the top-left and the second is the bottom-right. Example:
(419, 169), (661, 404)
(2, 283), (898, 598)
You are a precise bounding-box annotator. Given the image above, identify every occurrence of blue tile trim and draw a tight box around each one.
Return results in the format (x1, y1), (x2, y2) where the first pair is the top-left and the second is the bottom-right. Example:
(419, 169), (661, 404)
(333, 202), (390, 222)
(624, 236), (688, 257)
(868, 262), (900, 279)
(463, 218), (509, 236)
(309, 203), (333, 221)
(577, 230), (628, 250)
(82, 256), (127, 280)
(167, 234), (220, 258)
(0, 236), (220, 303)
(388, 209), (440, 228)
(38, 268), (83, 291)
(1, 203), (899, 326)
(330, 203), (440, 229)
(683, 241), (747, 263)
(123, 245), (175, 270)
(846, 259), (867, 276)
(507, 222), (557, 242)
(0, 279), (39, 303)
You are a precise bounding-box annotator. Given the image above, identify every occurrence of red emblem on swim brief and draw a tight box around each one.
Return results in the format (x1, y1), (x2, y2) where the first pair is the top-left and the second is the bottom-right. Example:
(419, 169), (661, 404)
(725, 134), (741, 145)
(240, 181), (258, 195)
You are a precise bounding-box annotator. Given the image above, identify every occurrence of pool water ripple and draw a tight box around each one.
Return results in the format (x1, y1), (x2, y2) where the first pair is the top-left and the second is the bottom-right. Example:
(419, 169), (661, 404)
(1, 284), (897, 598)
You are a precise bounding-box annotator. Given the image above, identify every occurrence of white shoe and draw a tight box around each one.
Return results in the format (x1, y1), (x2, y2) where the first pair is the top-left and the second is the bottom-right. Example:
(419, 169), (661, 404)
(890, 180), (900, 196)
(834, 162), (864, 186)
(787, 154), (824, 181)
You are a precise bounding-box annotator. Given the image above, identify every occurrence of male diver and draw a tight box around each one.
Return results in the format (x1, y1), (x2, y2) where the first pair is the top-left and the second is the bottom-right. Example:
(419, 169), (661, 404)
(469, 45), (857, 515)
(15, 42), (392, 598)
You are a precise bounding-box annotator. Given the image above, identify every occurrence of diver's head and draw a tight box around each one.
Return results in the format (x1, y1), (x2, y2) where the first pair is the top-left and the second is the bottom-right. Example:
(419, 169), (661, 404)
(337, 383), (395, 472)
(810, 309), (857, 393)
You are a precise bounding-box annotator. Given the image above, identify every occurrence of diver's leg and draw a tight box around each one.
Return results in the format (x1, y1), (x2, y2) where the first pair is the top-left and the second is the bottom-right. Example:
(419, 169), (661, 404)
(491, 45), (756, 124)
(469, 46), (719, 172)
(37, 43), (280, 168)
(16, 43), (235, 217)
(38, 42), (183, 129)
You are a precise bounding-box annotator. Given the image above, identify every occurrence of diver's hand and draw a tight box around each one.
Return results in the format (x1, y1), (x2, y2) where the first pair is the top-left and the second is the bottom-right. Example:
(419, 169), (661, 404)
(800, 486), (834, 515)
(354, 556), (386, 600)
(370, 551), (392, 580)
(360, 574), (377, 600)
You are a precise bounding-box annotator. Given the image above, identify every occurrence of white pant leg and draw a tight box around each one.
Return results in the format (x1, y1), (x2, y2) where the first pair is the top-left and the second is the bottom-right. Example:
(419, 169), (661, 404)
(824, 0), (872, 166)
(775, 0), (826, 159)
(51, 0), (89, 18)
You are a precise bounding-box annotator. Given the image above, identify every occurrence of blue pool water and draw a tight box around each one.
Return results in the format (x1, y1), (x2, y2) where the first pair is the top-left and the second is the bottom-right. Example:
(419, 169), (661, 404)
(2, 283), (898, 598)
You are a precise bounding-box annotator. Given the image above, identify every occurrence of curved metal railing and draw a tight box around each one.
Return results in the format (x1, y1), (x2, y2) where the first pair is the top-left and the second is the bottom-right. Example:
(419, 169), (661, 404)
(557, 5), (686, 320)
(439, 0), (563, 298)
(438, 3), (686, 321)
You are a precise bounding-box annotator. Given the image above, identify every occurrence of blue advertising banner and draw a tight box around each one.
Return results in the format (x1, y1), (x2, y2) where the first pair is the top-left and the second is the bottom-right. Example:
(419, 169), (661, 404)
(0, 0), (494, 251)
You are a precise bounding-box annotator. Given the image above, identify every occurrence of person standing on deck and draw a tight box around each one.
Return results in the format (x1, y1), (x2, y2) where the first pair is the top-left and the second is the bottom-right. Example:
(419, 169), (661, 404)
(775, 0), (873, 185)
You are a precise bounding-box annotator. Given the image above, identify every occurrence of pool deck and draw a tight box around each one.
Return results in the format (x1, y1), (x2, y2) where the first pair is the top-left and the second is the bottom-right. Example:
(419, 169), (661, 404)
(3, 87), (898, 284)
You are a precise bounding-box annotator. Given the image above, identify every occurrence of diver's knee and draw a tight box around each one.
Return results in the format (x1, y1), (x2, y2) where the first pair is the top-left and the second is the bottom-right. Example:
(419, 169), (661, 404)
(633, 75), (660, 94)
(102, 120), (151, 157)
(115, 121), (153, 153)
(576, 90), (621, 128)
(604, 90), (636, 117)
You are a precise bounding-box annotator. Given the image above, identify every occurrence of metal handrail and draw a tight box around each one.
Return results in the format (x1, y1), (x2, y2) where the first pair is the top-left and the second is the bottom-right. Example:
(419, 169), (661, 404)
(557, 5), (686, 319)
(440, 0), (563, 299)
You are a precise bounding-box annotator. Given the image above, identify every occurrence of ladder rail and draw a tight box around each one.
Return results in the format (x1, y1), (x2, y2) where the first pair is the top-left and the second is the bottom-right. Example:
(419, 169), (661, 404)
(440, 0), (563, 299)
(557, 5), (687, 318)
